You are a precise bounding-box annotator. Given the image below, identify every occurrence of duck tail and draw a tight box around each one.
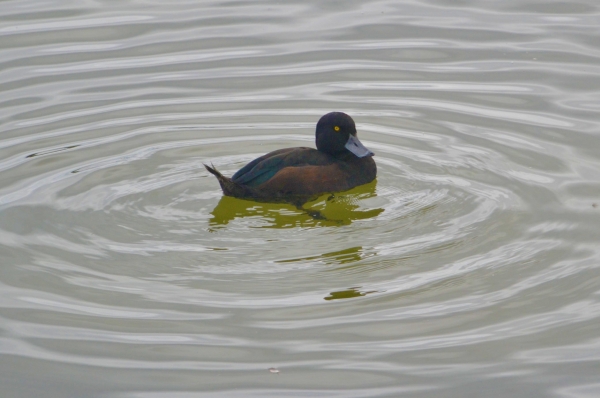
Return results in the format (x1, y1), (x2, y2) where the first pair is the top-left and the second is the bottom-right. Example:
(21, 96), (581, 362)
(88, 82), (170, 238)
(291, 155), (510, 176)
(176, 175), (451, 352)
(204, 163), (252, 198)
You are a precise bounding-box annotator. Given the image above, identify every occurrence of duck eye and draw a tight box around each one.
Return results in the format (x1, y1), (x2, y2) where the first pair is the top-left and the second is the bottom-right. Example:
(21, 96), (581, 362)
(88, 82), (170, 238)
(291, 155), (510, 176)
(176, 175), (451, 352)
(334, 126), (340, 132)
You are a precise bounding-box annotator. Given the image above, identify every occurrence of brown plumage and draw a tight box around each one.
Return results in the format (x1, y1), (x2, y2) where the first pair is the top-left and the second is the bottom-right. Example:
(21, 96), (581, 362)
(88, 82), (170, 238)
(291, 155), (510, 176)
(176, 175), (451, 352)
(204, 112), (376, 206)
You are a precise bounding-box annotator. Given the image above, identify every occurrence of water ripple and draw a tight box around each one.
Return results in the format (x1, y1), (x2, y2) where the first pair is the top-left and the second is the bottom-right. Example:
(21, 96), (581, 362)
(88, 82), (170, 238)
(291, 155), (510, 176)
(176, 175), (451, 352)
(1, 0), (600, 396)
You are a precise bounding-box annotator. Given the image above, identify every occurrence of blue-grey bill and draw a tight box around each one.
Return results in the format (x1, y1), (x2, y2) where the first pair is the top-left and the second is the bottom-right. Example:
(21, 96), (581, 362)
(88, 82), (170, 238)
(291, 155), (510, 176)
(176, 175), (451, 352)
(345, 135), (374, 158)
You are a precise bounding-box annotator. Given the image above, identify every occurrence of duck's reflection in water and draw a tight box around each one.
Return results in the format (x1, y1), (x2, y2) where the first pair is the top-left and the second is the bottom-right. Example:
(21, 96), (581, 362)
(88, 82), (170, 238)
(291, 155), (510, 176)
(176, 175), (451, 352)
(208, 180), (382, 229)
(324, 286), (377, 301)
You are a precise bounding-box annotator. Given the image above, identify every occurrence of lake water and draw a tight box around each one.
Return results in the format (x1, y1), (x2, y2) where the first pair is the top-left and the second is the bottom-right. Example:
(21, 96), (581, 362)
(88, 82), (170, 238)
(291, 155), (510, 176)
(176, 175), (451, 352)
(1, 0), (600, 397)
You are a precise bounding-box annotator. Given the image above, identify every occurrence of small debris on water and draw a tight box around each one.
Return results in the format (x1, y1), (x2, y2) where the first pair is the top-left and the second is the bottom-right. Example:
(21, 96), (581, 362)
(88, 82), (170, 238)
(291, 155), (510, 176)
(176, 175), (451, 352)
(593, 203), (598, 208)
(268, 368), (280, 374)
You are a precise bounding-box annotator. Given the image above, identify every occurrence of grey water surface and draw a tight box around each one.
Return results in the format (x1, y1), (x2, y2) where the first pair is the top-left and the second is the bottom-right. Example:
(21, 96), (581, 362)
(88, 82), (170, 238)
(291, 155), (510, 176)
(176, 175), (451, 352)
(1, 0), (600, 397)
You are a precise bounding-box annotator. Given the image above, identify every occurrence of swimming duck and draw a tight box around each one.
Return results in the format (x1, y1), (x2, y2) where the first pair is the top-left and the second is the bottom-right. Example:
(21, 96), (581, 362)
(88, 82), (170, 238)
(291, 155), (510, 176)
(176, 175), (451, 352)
(204, 112), (376, 206)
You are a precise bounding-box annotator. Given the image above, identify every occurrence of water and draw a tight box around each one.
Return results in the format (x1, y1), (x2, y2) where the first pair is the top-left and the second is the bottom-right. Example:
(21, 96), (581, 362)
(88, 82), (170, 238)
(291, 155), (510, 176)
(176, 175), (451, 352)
(1, 0), (600, 397)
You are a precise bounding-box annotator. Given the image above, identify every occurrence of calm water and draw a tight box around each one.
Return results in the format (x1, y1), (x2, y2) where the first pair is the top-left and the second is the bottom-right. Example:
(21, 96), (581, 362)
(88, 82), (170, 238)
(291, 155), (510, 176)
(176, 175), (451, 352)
(1, 0), (600, 397)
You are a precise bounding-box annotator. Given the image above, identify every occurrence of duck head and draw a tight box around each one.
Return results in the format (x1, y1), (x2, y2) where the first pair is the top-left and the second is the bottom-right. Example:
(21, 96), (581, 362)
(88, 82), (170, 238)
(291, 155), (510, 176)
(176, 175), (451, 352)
(315, 112), (374, 158)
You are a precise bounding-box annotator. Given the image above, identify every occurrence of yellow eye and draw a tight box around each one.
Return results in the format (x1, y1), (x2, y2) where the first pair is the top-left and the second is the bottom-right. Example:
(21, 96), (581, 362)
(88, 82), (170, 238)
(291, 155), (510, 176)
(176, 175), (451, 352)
(334, 126), (340, 132)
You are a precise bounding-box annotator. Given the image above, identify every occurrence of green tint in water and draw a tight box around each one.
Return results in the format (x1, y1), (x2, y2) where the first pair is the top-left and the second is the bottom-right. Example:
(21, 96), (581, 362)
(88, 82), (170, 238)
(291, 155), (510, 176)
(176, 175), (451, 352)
(324, 286), (377, 300)
(208, 180), (383, 228)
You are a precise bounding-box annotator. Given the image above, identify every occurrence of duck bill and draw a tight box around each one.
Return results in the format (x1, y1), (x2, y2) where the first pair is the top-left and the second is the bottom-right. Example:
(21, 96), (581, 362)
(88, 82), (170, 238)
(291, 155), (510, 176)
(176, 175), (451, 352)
(345, 135), (374, 158)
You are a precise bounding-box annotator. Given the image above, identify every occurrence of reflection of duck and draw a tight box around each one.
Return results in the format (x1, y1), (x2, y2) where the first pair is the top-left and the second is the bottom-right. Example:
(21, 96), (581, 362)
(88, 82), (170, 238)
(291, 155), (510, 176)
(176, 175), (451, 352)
(324, 287), (376, 301)
(205, 112), (376, 206)
(208, 180), (383, 228)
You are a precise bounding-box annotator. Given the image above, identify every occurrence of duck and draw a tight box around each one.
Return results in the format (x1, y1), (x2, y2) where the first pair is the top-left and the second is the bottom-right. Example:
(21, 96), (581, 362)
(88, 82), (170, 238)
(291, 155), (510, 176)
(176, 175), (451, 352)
(204, 112), (376, 206)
